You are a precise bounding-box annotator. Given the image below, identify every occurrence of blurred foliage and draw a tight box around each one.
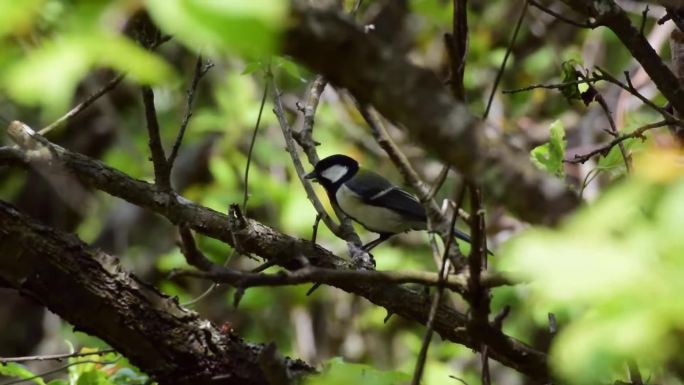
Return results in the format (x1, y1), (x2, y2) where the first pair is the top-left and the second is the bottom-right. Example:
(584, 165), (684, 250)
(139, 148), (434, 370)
(1, 0), (682, 384)
(0, 348), (147, 385)
(304, 357), (411, 385)
(502, 148), (684, 384)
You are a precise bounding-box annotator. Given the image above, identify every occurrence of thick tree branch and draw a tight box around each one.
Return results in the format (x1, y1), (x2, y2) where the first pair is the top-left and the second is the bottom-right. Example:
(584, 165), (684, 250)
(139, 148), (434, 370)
(0, 200), (313, 385)
(283, 1), (579, 225)
(5, 121), (549, 382)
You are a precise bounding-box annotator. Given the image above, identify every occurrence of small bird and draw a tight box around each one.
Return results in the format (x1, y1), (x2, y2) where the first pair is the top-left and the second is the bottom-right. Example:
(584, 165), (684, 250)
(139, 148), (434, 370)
(305, 154), (474, 251)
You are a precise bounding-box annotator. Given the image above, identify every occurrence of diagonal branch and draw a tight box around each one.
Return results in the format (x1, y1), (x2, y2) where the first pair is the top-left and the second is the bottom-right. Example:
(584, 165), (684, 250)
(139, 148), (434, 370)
(5, 120), (549, 381)
(558, 0), (684, 114)
(0, 199), (314, 385)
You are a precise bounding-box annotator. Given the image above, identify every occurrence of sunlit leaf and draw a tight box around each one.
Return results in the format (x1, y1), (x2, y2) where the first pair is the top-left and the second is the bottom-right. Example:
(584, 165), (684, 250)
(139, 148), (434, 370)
(530, 120), (566, 177)
(0, 363), (45, 385)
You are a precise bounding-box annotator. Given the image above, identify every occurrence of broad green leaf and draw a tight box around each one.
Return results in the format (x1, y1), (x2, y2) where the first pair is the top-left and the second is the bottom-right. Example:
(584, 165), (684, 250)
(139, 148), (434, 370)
(530, 120), (566, 177)
(0, 363), (46, 385)
(304, 357), (411, 385)
(145, 0), (287, 58)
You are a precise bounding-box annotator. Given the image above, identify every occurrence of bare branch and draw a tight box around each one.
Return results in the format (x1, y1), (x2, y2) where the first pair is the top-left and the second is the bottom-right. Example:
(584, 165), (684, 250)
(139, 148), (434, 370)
(529, 0), (598, 29)
(178, 224), (214, 271)
(484, 0), (529, 119)
(141, 86), (171, 190)
(567, 120), (670, 164)
(0, 349), (116, 364)
(272, 80), (361, 244)
(243, 79), (270, 212)
(174, 265), (514, 293)
(5, 120), (549, 381)
(40, 74), (125, 136)
(168, 55), (213, 170)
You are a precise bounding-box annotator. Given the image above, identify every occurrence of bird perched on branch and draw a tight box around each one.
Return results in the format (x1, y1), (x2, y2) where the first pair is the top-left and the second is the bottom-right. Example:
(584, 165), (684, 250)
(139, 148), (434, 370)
(305, 154), (475, 251)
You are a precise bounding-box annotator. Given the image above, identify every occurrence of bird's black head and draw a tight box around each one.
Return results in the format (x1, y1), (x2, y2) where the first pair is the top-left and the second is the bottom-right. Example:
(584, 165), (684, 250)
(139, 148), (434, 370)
(305, 154), (359, 192)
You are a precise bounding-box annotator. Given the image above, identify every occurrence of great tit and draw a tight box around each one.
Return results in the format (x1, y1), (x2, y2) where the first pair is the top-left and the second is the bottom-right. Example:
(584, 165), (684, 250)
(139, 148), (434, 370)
(305, 154), (473, 251)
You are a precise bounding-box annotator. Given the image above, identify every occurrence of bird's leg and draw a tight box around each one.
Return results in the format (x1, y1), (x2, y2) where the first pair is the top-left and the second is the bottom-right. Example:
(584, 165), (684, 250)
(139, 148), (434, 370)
(362, 233), (393, 251)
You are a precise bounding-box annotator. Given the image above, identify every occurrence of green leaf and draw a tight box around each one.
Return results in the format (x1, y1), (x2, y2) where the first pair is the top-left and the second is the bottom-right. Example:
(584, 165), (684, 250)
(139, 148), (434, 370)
(304, 358), (410, 385)
(145, 0), (287, 58)
(76, 370), (114, 385)
(0, 363), (46, 385)
(3, 32), (173, 114)
(500, 172), (684, 384)
(530, 120), (566, 177)
(242, 60), (266, 75)
(273, 56), (307, 82)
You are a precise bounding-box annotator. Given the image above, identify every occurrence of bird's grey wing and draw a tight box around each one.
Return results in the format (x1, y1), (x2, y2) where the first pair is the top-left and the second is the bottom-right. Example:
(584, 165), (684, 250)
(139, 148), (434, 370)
(345, 170), (426, 221)
(366, 187), (427, 222)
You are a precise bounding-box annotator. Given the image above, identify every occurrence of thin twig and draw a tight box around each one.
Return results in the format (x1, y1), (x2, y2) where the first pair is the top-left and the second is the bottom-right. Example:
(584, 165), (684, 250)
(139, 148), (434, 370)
(168, 55), (213, 170)
(39, 74), (125, 136)
(411, 183), (467, 385)
(178, 224), (214, 271)
(502, 77), (603, 94)
(483, 0), (529, 119)
(595, 66), (683, 126)
(567, 120), (670, 164)
(593, 90), (632, 172)
(444, 0), (469, 101)
(529, 0), (598, 29)
(141, 86), (170, 190)
(640, 5), (650, 36)
(311, 213), (322, 244)
(175, 264), (512, 293)
(427, 165), (450, 200)
(505, 68), (684, 128)
(272, 79), (360, 244)
(243, 78), (270, 212)
(0, 349), (115, 364)
(292, 79), (360, 243)
(467, 183), (493, 383)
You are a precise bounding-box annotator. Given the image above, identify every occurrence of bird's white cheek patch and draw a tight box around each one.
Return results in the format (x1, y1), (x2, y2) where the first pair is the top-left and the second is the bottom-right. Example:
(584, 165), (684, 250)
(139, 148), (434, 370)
(320, 164), (348, 183)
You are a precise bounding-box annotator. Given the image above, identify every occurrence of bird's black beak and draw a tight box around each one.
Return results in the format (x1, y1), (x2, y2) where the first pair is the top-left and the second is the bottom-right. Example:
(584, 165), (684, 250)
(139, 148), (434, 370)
(305, 172), (317, 182)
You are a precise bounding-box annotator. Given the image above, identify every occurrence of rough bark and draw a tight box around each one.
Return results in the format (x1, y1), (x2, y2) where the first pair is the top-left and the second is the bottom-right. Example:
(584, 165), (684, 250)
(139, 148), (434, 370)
(2, 122), (551, 382)
(0, 200), (313, 385)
